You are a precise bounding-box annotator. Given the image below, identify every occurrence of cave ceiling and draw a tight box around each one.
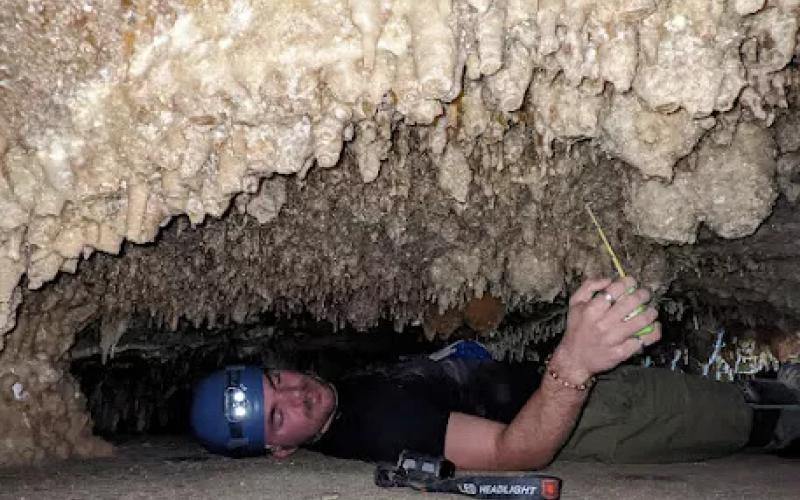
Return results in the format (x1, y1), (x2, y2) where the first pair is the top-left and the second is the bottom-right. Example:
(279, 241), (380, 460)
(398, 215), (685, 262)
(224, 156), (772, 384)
(0, 0), (799, 466)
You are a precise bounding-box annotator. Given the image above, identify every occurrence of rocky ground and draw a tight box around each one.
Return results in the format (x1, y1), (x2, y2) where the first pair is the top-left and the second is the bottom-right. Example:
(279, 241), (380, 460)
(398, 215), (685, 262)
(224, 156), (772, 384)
(0, 436), (797, 500)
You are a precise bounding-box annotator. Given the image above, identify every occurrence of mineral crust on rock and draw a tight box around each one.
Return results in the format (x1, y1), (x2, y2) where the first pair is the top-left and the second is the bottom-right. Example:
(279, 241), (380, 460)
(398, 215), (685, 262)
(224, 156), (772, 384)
(0, 0), (798, 466)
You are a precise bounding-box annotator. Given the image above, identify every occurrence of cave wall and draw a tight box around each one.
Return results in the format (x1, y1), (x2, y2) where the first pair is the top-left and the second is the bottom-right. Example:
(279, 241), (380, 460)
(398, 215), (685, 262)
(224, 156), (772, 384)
(1, 0), (799, 466)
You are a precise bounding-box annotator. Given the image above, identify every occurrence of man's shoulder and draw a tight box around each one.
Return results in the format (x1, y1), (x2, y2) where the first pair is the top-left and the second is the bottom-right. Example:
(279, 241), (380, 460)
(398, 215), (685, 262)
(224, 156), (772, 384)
(310, 368), (453, 462)
(333, 370), (430, 413)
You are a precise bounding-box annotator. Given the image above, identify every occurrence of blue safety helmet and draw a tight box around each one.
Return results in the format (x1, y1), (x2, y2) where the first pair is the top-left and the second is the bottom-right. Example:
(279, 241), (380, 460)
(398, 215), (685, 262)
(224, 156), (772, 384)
(191, 365), (266, 457)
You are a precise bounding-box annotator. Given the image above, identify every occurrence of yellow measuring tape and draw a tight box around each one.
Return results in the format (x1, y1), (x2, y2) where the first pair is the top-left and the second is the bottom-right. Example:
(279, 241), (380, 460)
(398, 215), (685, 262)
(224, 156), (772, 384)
(585, 205), (626, 278)
(585, 205), (654, 337)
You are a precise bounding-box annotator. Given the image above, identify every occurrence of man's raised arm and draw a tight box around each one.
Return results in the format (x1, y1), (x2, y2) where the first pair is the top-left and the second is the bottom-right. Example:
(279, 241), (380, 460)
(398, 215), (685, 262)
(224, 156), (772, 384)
(443, 276), (661, 470)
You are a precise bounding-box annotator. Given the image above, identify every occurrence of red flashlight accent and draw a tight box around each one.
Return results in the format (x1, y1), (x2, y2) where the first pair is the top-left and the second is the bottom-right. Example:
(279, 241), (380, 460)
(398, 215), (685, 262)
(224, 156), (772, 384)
(542, 478), (560, 499)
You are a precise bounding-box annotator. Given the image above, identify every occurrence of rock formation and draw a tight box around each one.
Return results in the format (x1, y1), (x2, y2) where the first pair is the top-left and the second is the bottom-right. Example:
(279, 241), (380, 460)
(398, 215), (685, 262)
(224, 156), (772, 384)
(0, 0), (798, 466)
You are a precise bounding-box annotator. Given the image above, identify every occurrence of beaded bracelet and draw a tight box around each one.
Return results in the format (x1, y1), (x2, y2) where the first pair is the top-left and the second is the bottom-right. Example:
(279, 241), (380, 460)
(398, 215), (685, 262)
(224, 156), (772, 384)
(544, 354), (596, 391)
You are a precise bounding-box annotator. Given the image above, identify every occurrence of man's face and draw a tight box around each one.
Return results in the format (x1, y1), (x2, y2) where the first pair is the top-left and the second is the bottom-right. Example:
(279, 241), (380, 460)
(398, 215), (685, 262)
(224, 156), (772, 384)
(261, 370), (336, 450)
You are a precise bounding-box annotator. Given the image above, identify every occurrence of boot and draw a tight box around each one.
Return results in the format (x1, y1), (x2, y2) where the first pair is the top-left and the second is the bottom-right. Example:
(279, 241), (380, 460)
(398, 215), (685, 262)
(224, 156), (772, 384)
(771, 363), (800, 456)
(741, 363), (800, 456)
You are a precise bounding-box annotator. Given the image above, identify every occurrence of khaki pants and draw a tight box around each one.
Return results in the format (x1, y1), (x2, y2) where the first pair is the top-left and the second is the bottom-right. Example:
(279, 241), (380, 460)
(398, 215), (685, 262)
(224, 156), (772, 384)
(557, 366), (753, 463)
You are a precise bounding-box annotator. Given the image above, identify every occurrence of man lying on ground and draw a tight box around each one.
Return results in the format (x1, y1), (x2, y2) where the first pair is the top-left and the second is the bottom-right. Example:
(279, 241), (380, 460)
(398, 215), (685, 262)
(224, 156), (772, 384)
(191, 277), (800, 468)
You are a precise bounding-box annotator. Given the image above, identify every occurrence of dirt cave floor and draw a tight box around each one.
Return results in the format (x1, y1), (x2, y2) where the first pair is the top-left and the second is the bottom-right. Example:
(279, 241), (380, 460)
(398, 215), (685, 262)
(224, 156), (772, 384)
(0, 437), (797, 500)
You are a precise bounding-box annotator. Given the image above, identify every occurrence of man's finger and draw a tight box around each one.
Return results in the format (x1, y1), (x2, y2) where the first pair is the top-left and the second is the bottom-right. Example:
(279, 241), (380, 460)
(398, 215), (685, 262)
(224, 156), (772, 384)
(618, 322), (662, 359)
(607, 307), (659, 343)
(605, 288), (652, 324)
(640, 322), (662, 346)
(583, 277), (637, 317)
(569, 277), (613, 306)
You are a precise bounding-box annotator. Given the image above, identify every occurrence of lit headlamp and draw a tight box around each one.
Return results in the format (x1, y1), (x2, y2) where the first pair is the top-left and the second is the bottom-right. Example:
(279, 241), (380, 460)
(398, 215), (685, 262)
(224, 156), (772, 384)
(225, 386), (251, 422)
(223, 367), (255, 449)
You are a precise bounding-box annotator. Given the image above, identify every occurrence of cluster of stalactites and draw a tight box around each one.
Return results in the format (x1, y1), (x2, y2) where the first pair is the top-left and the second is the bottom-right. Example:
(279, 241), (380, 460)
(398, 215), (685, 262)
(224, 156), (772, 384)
(1, 0), (799, 343)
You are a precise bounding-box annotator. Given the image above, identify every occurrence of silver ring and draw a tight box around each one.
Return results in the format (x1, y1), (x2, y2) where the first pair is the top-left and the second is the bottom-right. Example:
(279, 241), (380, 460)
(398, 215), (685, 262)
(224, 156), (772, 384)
(601, 291), (615, 304)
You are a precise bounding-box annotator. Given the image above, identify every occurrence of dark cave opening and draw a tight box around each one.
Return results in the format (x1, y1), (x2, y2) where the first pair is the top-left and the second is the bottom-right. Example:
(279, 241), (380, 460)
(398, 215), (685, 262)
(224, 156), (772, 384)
(67, 292), (791, 445)
(69, 286), (799, 445)
(68, 314), (439, 441)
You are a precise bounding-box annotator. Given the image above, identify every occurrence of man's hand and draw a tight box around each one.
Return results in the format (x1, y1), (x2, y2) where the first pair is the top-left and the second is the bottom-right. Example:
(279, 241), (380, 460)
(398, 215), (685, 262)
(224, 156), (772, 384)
(551, 277), (662, 384)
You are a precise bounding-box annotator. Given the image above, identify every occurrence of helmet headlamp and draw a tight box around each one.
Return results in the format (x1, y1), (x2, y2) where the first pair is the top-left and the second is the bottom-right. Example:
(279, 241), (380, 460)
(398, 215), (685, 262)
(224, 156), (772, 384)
(224, 375), (252, 424)
(191, 365), (266, 457)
